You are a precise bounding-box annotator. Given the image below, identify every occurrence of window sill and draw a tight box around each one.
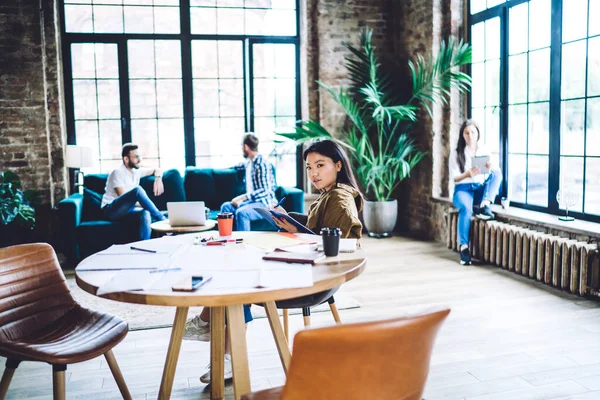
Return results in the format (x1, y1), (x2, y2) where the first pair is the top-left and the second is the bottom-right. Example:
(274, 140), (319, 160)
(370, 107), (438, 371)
(431, 195), (600, 239)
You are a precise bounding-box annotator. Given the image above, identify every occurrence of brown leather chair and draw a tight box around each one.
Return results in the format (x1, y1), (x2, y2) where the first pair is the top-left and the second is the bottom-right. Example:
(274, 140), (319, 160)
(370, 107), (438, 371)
(242, 308), (450, 400)
(0, 243), (131, 400)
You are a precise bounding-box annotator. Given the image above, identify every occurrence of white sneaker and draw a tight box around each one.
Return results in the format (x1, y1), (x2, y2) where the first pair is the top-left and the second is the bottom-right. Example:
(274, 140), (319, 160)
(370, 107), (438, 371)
(183, 315), (210, 341)
(200, 354), (233, 384)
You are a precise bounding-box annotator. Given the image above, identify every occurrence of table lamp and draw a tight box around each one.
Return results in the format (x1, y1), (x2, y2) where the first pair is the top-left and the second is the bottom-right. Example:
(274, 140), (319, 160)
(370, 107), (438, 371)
(65, 145), (94, 194)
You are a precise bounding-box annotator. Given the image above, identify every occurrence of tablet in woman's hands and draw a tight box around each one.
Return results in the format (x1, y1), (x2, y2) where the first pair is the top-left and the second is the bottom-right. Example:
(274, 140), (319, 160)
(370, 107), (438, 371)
(471, 155), (490, 174)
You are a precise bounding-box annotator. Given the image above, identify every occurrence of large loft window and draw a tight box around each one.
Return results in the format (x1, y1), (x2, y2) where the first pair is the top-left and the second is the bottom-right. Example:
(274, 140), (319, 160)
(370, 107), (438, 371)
(60, 0), (300, 187)
(469, 0), (600, 222)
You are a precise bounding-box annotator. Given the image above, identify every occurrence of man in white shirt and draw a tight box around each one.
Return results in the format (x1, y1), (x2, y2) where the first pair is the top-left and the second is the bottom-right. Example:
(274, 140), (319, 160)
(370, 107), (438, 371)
(101, 143), (166, 239)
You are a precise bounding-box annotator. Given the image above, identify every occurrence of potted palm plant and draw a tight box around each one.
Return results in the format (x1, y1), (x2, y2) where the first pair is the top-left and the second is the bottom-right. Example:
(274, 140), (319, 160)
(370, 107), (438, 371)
(0, 171), (39, 247)
(278, 28), (472, 237)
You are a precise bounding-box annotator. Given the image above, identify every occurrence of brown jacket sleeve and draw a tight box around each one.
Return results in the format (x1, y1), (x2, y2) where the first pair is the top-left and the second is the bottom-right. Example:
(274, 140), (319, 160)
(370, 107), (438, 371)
(319, 191), (362, 239)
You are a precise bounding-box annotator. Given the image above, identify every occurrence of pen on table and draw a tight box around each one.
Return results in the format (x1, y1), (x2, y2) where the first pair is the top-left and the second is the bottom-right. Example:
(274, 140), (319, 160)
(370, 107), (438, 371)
(205, 238), (244, 245)
(273, 196), (286, 209)
(130, 246), (157, 253)
(150, 267), (182, 274)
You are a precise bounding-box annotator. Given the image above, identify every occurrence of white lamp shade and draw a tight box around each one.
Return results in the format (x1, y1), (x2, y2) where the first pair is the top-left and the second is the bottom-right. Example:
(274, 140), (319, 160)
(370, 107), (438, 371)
(65, 145), (94, 168)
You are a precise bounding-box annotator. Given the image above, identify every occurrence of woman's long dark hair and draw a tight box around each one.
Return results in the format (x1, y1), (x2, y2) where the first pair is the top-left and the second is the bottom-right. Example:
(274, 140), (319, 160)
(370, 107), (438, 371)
(456, 119), (481, 173)
(303, 140), (361, 194)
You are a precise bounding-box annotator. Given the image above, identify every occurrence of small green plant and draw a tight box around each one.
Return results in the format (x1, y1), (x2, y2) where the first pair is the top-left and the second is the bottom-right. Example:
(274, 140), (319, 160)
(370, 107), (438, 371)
(278, 28), (472, 201)
(0, 171), (40, 229)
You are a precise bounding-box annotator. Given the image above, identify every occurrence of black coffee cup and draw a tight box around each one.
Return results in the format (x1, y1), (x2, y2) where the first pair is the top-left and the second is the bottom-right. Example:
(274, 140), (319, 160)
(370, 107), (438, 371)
(321, 227), (341, 257)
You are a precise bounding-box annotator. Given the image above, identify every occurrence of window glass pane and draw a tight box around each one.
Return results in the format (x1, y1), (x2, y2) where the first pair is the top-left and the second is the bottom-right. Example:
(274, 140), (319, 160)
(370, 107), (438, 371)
(559, 156), (584, 212)
(94, 44), (119, 79)
(96, 80), (121, 119)
(508, 154), (527, 203)
(485, 59), (500, 106)
(245, 9), (296, 36)
(193, 80), (219, 116)
(128, 40), (155, 79)
(472, 108), (485, 134)
(471, 22), (485, 63)
(192, 41), (218, 78)
(92, 5), (124, 33)
(588, 37), (600, 97)
(73, 80), (98, 120)
(587, 98), (600, 156)
(509, 54), (527, 104)
(275, 45), (296, 78)
(561, 99), (585, 156)
(528, 102), (549, 155)
(527, 155), (548, 206)
(124, 6), (154, 33)
(218, 41), (244, 78)
(470, 0), (486, 14)
(71, 44), (96, 79)
(485, 107), (500, 154)
(76, 120), (100, 165)
(585, 158), (600, 214)
(471, 62), (485, 108)
(561, 40), (587, 99)
(217, 8), (244, 35)
(509, 2), (528, 55)
(194, 118), (221, 155)
(509, 104), (527, 154)
(156, 80), (183, 118)
(219, 79), (245, 117)
(254, 78), (275, 116)
(158, 119), (185, 171)
(528, 48), (550, 102)
(275, 78), (296, 115)
(487, 0), (504, 8)
(562, 0), (588, 42)
(65, 5), (93, 33)
(129, 80), (157, 118)
(528, 0), (550, 50)
(98, 120), (122, 161)
(485, 18), (500, 60)
(155, 41), (182, 79)
(271, 153), (296, 187)
(590, 0), (600, 36)
(154, 6), (180, 34)
(191, 7), (217, 34)
(131, 119), (159, 158)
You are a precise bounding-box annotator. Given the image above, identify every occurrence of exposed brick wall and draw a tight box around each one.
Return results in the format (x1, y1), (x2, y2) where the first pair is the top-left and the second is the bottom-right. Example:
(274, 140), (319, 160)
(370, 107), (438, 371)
(0, 0), (66, 210)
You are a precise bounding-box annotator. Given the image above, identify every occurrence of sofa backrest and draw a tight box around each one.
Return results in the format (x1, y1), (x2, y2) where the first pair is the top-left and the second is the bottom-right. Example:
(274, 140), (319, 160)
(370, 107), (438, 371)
(184, 167), (246, 210)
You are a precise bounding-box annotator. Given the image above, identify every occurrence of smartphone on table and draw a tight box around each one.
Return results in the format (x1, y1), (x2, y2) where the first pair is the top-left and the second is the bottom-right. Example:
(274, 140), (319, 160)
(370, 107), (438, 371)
(172, 275), (212, 292)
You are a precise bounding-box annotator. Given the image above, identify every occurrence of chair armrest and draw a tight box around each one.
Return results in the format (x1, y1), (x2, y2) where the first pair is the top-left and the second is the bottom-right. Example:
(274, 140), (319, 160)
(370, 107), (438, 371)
(57, 194), (83, 263)
(277, 187), (305, 214)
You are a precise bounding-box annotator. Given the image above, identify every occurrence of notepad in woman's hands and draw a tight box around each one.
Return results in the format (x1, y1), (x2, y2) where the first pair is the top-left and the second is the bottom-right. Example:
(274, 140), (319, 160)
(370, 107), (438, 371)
(254, 208), (316, 235)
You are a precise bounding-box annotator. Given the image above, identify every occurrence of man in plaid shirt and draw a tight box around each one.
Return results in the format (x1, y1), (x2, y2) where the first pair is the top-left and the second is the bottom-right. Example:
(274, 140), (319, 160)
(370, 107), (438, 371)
(220, 133), (277, 231)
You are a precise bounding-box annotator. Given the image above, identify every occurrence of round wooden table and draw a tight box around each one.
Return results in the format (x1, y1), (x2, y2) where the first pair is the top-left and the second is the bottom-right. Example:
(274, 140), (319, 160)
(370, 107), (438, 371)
(150, 219), (216, 235)
(76, 232), (366, 400)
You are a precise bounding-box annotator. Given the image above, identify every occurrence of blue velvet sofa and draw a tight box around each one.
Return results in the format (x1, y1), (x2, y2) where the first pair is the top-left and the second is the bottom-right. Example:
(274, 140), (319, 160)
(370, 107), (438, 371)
(58, 167), (304, 264)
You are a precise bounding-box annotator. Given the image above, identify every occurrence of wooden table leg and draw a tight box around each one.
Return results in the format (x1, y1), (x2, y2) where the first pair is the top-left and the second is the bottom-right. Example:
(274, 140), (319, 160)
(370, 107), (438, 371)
(158, 307), (189, 400)
(210, 307), (226, 400)
(227, 305), (251, 400)
(264, 301), (291, 374)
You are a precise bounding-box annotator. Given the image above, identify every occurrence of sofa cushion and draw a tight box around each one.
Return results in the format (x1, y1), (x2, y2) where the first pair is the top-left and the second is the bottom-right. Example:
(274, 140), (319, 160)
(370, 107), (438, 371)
(184, 168), (217, 209)
(82, 188), (104, 221)
(84, 174), (108, 194)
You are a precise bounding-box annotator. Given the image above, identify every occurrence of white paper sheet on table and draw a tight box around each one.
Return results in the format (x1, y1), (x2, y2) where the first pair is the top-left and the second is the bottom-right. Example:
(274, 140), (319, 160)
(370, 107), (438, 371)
(96, 270), (188, 296)
(76, 244), (183, 271)
(202, 264), (313, 289)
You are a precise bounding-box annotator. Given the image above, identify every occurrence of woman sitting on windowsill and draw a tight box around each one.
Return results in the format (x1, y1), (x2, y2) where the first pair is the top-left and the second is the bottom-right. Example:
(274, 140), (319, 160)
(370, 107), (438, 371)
(450, 119), (503, 266)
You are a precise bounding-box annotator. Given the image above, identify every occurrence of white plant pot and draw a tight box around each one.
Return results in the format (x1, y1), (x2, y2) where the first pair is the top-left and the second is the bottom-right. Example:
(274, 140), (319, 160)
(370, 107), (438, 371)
(363, 199), (398, 238)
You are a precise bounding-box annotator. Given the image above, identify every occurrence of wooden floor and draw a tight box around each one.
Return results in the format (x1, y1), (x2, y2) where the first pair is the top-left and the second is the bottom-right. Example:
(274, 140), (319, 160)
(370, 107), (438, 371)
(4, 236), (600, 400)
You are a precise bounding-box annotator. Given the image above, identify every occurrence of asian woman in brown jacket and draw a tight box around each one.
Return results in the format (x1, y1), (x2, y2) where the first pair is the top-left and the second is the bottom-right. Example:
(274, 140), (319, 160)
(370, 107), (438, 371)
(273, 140), (364, 239)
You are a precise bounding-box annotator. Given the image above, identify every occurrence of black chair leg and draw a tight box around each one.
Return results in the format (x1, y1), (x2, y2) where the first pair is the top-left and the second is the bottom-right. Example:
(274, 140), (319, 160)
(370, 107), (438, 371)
(302, 307), (311, 327)
(52, 364), (67, 400)
(0, 359), (20, 400)
(328, 296), (342, 323)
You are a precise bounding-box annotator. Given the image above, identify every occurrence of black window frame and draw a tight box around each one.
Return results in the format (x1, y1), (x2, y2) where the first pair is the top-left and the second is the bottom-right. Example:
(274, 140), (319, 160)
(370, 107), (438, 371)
(59, 0), (303, 188)
(468, 0), (600, 223)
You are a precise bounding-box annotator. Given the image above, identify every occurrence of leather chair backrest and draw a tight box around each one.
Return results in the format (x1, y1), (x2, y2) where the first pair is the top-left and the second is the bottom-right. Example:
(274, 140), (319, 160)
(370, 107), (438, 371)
(281, 309), (451, 400)
(0, 244), (75, 342)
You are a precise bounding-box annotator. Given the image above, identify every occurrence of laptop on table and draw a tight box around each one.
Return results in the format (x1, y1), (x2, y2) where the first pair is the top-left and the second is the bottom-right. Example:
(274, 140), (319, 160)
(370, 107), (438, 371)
(167, 201), (206, 227)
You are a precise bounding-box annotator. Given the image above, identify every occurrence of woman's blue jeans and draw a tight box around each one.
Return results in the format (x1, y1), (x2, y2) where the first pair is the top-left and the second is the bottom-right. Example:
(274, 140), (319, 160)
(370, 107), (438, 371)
(452, 171), (503, 247)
